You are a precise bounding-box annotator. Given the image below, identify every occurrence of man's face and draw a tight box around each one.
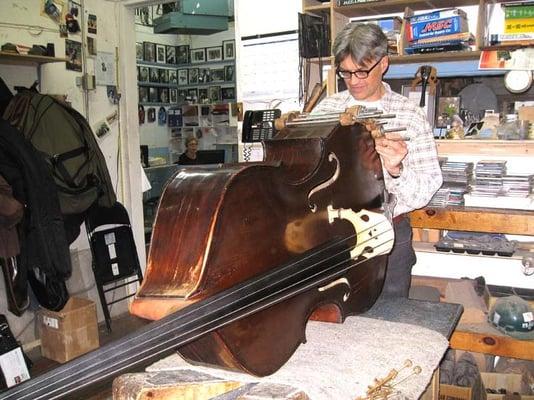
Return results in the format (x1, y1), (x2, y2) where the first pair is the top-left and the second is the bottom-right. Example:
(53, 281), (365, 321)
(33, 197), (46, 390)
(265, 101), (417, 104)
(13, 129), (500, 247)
(339, 56), (388, 102)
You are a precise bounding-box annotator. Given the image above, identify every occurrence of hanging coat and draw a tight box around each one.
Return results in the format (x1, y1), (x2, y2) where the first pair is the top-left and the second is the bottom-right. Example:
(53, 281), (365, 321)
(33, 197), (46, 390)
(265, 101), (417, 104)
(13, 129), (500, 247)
(0, 174), (23, 258)
(0, 118), (70, 313)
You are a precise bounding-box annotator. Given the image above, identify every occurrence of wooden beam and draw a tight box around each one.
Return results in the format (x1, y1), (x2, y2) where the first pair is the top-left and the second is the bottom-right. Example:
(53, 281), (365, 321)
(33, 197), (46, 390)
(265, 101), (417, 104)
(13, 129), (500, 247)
(409, 207), (534, 235)
(435, 140), (534, 156)
(450, 328), (534, 360)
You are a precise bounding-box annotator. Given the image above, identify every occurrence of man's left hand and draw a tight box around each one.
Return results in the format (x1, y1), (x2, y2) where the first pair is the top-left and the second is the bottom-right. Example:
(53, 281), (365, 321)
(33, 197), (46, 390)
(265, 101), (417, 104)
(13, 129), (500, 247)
(374, 134), (407, 177)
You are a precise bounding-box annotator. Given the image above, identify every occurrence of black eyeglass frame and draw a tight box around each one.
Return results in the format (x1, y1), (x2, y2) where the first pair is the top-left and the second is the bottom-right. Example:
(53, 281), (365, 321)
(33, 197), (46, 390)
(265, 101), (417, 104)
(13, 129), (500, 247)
(336, 57), (383, 80)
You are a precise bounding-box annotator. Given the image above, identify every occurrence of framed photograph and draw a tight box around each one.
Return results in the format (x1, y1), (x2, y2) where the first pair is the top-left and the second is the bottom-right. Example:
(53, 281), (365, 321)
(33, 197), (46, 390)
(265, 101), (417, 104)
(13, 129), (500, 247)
(136, 42), (144, 60)
(188, 68), (199, 84)
(169, 88), (178, 103)
(166, 45), (176, 64)
(198, 68), (210, 83)
(224, 65), (235, 82)
(187, 88), (198, 102)
(136, 7), (152, 26)
(65, 39), (82, 72)
(221, 87), (235, 101)
(168, 69), (177, 84)
(178, 89), (188, 100)
(191, 48), (206, 64)
(198, 88), (209, 104)
(210, 68), (225, 82)
(138, 86), (148, 103)
(149, 67), (159, 83)
(158, 69), (169, 84)
(159, 88), (169, 103)
(206, 46), (223, 62)
(139, 66), (150, 82)
(143, 42), (156, 62)
(208, 86), (221, 103)
(222, 40), (235, 60)
(176, 45), (190, 64)
(156, 44), (166, 63)
(177, 69), (188, 86)
(402, 85), (436, 126)
(148, 87), (158, 103)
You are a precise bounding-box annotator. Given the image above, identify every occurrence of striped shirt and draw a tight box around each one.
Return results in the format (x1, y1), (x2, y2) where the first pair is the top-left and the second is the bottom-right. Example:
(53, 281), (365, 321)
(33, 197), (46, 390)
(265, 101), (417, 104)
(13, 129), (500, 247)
(313, 83), (443, 217)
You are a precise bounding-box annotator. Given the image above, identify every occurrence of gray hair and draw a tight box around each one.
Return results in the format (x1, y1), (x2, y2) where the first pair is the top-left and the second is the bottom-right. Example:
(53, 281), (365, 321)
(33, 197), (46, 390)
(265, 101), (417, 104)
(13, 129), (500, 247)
(333, 23), (388, 67)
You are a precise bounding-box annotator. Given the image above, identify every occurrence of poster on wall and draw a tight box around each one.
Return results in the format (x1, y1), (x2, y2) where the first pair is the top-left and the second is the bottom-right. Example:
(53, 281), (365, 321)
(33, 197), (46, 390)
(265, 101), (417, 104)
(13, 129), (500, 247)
(65, 39), (82, 72)
(95, 52), (116, 86)
(87, 37), (97, 56)
(87, 14), (97, 34)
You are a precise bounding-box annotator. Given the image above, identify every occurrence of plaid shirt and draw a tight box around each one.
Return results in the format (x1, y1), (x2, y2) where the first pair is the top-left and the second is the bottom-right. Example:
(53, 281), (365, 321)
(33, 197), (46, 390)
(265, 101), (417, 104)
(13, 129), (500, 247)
(313, 83), (443, 217)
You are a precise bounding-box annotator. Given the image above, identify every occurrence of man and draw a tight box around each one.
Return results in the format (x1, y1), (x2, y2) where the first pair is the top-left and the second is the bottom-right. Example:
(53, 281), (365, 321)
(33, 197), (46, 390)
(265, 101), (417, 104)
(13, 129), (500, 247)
(313, 23), (442, 298)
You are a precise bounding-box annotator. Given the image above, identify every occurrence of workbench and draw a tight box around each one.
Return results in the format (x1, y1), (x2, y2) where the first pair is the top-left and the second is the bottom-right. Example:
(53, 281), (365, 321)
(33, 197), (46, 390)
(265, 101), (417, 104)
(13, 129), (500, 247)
(113, 298), (462, 400)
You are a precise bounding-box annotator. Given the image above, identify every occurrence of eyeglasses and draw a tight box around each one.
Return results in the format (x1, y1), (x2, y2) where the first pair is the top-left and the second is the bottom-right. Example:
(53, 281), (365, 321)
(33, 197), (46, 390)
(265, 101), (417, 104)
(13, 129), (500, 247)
(336, 58), (383, 80)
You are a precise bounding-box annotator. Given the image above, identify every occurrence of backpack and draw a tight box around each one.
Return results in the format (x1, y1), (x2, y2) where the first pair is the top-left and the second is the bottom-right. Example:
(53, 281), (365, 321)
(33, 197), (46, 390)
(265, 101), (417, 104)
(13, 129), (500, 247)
(3, 90), (116, 216)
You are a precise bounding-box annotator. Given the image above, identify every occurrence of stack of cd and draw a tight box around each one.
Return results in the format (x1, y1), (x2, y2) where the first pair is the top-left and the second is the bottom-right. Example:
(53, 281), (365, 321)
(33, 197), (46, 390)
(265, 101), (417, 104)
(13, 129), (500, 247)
(429, 160), (473, 206)
(470, 160), (507, 197)
(502, 174), (534, 197)
(428, 188), (449, 207)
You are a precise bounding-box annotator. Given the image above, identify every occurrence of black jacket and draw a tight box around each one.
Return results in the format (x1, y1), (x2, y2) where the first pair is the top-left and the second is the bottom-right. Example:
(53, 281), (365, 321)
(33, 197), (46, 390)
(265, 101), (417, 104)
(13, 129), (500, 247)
(0, 118), (70, 313)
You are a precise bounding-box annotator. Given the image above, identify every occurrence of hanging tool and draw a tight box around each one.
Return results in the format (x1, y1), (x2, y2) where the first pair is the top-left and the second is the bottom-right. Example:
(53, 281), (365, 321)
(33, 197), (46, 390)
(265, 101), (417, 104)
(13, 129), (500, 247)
(411, 65), (437, 107)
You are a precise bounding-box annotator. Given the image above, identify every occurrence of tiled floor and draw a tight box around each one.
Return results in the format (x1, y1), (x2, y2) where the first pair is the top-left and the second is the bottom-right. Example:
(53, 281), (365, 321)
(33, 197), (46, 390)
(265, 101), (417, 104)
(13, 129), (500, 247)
(27, 312), (150, 400)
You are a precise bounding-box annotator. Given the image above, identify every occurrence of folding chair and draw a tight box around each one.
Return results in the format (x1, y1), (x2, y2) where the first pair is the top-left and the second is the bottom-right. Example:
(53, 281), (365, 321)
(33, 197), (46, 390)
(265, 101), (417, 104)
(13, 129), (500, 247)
(85, 201), (143, 332)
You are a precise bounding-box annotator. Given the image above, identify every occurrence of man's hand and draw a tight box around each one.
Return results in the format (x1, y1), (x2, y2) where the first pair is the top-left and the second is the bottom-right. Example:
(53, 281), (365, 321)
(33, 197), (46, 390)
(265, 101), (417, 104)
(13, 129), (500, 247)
(374, 133), (408, 177)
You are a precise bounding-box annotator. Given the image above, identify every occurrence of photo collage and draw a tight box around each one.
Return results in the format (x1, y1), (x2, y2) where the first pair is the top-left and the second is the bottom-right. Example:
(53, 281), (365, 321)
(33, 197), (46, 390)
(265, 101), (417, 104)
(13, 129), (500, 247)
(137, 40), (236, 106)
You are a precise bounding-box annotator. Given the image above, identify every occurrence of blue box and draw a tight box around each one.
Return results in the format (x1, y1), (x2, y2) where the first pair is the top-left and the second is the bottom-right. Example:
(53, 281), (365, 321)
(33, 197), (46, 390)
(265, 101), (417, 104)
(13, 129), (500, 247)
(409, 8), (466, 24)
(409, 15), (468, 40)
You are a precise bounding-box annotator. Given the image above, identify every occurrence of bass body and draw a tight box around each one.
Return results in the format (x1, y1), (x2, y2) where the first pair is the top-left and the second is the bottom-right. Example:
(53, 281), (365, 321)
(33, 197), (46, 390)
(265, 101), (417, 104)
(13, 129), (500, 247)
(132, 120), (391, 376)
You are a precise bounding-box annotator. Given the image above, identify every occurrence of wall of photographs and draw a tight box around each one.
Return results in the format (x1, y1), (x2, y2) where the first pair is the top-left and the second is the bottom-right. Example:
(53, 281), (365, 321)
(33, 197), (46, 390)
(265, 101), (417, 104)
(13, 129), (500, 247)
(136, 39), (236, 106)
(136, 37), (238, 165)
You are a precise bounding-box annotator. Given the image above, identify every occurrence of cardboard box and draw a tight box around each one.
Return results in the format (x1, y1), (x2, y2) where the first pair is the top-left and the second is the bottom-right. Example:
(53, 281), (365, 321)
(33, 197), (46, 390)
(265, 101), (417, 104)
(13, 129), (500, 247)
(482, 372), (534, 400)
(440, 373), (534, 400)
(439, 383), (472, 400)
(409, 8), (467, 24)
(407, 9), (469, 42)
(505, 18), (534, 34)
(38, 297), (99, 363)
(408, 16), (469, 41)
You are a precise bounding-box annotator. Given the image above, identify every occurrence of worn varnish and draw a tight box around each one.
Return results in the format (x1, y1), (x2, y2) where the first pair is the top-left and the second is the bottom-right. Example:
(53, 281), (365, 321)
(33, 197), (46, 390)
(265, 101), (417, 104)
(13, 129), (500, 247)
(131, 121), (392, 376)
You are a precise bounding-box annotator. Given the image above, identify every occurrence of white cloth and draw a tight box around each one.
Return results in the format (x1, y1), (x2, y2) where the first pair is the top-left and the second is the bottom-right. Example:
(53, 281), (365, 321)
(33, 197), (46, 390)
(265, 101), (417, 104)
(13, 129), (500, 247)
(147, 316), (449, 399)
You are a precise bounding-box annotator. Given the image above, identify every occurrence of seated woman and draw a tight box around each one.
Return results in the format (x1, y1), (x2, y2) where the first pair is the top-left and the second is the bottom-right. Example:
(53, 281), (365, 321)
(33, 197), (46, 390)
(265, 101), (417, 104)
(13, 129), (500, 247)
(177, 136), (199, 165)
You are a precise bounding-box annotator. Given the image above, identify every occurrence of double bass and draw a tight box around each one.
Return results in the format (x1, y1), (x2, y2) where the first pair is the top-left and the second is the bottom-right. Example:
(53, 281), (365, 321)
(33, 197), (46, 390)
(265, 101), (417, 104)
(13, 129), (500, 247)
(1, 111), (396, 399)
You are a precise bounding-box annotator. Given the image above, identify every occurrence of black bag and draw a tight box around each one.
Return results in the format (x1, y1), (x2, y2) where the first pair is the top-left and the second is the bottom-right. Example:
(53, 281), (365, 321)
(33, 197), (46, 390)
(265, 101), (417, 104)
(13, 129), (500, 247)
(3, 90), (116, 216)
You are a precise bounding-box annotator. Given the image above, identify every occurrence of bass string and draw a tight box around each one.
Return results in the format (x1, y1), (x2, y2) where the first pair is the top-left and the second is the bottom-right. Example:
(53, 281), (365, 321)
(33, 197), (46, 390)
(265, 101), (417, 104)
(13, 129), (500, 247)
(9, 221), (392, 399)
(6, 218), (393, 399)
